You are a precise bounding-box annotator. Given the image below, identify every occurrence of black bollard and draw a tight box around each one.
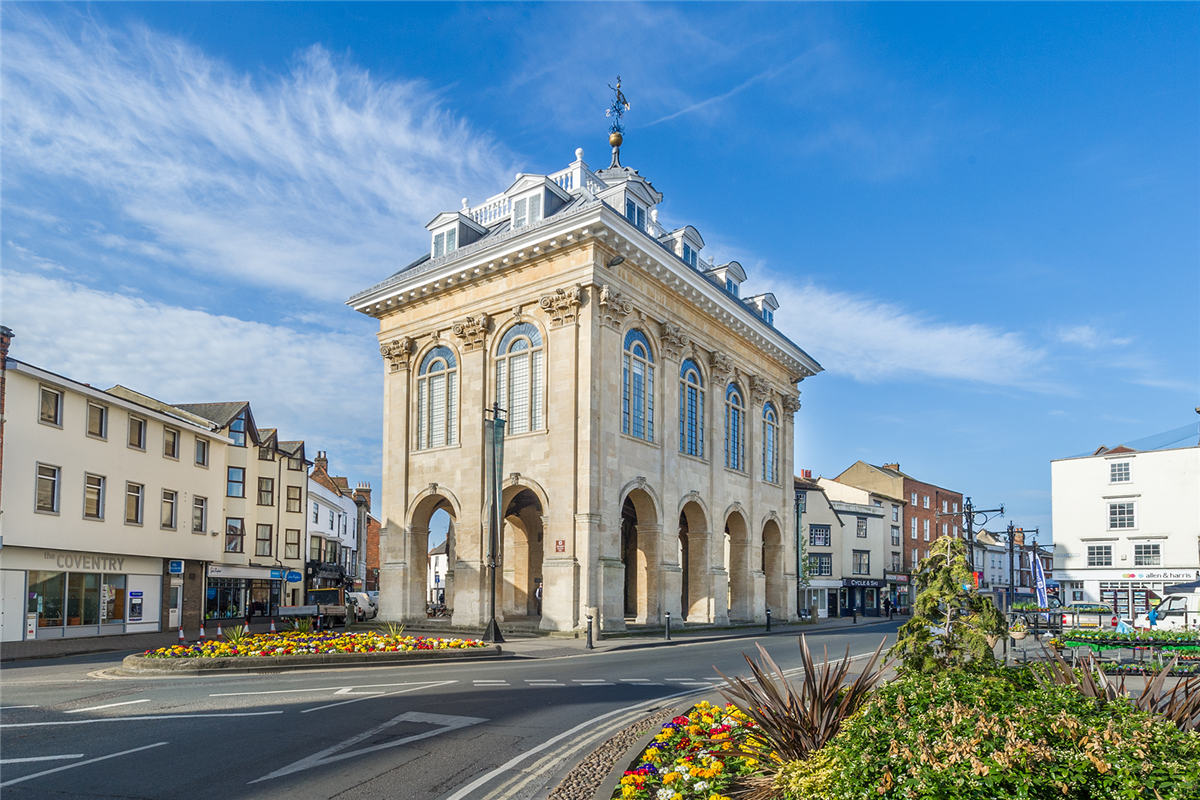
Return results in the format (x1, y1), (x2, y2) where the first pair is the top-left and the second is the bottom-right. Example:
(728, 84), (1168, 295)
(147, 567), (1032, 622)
(853, 605), (858, 624)
(586, 614), (594, 650)
(765, 608), (772, 632)
(665, 611), (671, 641)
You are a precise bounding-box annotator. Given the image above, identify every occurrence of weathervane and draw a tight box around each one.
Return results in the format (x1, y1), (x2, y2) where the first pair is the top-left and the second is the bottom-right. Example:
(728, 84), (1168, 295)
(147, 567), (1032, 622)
(605, 76), (630, 168)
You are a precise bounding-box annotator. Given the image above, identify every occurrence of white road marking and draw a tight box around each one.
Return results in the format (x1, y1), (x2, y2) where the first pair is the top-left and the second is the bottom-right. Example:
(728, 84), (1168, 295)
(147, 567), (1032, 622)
(301, 681), (454, 714)
(0, 705), (39, 710)
(0, 742), (168, 788)
(620, 679), (663, 685)
(211, 680), (446, 697)
(572, 679), (612, 684)
(473, 680), (508, 684)
(251, 711), (487, 782)
(1, 711), (282, 728)
(665, 678), (695, 681)
(1, 754), (84, 764)
(64, 699), (150, 714)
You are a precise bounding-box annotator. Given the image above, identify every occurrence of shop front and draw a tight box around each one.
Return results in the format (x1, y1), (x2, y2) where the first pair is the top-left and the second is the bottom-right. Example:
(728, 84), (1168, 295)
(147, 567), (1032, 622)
(885, 572), (910, 613)
(0, 547), (164, 641)
(205, 564), (283, 621)
(1058, 569), (1199, 619)
(798, 579), (840, 619)
(840, 578), (885, 617)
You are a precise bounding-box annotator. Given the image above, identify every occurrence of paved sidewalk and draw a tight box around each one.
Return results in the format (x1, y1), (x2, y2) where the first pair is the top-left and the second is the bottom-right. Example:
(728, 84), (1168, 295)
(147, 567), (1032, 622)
(0, 613), (900, 663)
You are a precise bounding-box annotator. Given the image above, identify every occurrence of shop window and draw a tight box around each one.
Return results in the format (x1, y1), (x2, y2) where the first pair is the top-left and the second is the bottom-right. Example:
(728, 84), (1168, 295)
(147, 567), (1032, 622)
(66, 573), (101, 626)
(87, 403), (108, 439)
(285, 529), (301, 560)
(161, 489), (177, 529)
(225, 518), (245, 553)
(40, 386), (63, 426)
(164, 428), (179, 459)
(128, 415), (146, 450)
(286, 486), (302, 513)
(28, 571), (65, 627)
(104, 574), (126, 622)
(258, 477), (275, 506)
(256, 524), (273, 557)
(37, 463), (61, 513)
(84, 474), (105, 519)
(206, 577), (246, 620)
(125, 482), (144, 524)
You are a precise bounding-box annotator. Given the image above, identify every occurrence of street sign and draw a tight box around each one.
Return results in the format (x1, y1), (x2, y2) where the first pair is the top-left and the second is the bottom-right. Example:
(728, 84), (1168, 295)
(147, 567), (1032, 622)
(168, 560), (184, 574)
(285, 570), (303, 583)
(555, 539), (566, 553)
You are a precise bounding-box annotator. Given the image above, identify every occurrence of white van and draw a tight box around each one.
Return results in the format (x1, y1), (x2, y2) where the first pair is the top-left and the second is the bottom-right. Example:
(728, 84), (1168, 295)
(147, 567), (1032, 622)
(1134, 592), (1200, 631)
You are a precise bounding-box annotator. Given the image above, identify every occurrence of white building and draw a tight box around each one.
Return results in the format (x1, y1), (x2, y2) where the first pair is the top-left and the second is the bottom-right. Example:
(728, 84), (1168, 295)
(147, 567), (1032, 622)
(427, 542), (448, 605)
(795, 476), (844, 619)
(306, 451), (361, 593)
(817, 478), (891, 617)
(0, 331), (230, 641)
(1052, 425), (1200, 619)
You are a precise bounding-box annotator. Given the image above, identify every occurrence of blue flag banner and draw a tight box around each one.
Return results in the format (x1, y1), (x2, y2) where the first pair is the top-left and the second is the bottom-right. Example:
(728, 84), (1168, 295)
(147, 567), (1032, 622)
(1032, 548), (1049, 610)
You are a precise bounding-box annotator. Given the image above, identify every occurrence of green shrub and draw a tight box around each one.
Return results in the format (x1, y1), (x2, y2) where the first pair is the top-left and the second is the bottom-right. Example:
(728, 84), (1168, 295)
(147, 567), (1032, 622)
(775, 669), (1200, 800)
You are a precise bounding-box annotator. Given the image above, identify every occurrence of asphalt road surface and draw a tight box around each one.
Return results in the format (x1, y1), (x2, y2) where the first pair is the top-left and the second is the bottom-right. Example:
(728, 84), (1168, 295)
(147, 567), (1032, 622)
(0, 622), (899, 799)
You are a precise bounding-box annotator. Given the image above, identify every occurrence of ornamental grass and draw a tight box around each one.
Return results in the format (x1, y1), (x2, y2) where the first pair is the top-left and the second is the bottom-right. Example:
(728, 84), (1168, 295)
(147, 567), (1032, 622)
(143, 630), (484, 658)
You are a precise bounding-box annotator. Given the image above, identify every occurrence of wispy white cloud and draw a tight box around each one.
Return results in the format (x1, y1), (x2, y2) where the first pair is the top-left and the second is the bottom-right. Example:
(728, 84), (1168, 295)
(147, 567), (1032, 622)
(2, 9), (513, 301)
(1056, 324), (1132, 349)
(770, 278), (1048, 386)
(2, 271), (382, 480)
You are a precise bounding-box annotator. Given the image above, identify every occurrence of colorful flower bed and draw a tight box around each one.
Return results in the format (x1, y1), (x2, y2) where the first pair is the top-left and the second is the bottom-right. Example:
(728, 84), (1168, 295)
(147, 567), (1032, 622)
(1065, 629), (1200, 651)
(1102, 661), (1200, 677)
(613, 701), (764, 800)
(143, 631), (485, 659)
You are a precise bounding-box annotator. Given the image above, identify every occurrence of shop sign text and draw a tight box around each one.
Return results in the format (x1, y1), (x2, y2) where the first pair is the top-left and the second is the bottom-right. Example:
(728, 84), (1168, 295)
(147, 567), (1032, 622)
(45, 552), (126, 572)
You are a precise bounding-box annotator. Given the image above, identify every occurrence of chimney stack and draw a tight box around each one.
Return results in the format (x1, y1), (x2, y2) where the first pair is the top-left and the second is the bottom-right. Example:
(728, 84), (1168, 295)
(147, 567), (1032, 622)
(882, 463), (900, 471)
(314, 451), (328, 471)
(353, 482), (372, 513)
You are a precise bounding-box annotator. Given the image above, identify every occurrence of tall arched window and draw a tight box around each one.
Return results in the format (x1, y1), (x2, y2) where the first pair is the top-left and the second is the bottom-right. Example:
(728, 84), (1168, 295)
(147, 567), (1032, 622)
(416, 346), (457, 449)
(495, 322), (544, 435)
(622, 329), (655, 442)
(762, 402), (779, 483)
(679, 359), (704, 458)
(725, 384), (745, 470)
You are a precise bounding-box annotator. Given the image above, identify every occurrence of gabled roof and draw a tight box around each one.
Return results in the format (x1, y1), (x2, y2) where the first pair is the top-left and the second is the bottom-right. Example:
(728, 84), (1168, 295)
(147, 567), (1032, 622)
(174, 402), (249, 429)
(429, 542), (448, 556)
(105, 385), (219, 430)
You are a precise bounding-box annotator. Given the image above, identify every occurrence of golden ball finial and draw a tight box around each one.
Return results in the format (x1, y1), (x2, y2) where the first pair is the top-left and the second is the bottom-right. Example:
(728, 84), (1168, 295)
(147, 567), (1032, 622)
(609, 131), (623, 148)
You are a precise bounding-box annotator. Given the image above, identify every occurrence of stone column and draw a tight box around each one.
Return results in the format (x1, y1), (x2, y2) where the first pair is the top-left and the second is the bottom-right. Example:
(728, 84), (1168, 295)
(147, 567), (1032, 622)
(404, 525), (429, 619)
(378, 335), (414, 622)
(685, 531), (712, 622)
(451, 314), (492, 628)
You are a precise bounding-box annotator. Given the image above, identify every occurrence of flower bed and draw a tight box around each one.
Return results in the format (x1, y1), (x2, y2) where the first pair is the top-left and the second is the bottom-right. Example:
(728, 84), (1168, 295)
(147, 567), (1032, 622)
(1065, 629), (1200, 652)
(613, 701), (762, 800)
(143, 631), (484, 659)
(1102, 661), (1200, 677)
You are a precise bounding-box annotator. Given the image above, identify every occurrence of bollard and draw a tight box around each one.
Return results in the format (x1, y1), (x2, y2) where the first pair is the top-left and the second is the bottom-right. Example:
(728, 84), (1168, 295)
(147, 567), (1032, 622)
(852, 605), (858, 624)
(586, 614), (594, 650)
(765, 608), (772, 632)
(665, 611), (672, 641)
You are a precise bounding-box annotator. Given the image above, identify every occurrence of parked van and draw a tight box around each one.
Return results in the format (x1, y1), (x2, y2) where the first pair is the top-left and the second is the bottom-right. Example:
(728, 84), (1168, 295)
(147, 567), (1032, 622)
(1135, 593), (1200, 631)
(347, 591), (378, 621)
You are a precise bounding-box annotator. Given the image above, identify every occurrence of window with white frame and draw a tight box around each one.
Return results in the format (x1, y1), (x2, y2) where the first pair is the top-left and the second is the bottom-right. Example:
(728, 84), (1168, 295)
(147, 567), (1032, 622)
(725, 278), (739, 297)
(192, 496), (207, 533)
(724, 383), (745, 470)
(808, 553), (833, 576)
(923, 519), (930, 541)
(514, 193), (543, 230)
(1134, 543), (1161, 566)
(942, 500), (948, 513)
(912, 547), (919, 569)
(1087, 544), (1112, 567)
(256, 524), (273, 557)
(856, 517), (867, 538)
(495, 323), (544, 435)
(892, 505), (899, 522)
(809, 525), (831, 547)
(433, 227), (457, 256)
(681, 242), (699, 268)
(1110, 461), (1130, 483)
(679, 359), (704, 458)
(762, 403), (779, 483)
(417, 346), (458, 449)
(623, 330), (655, 442)
(891, 551), (901, 571)
(853, 550), (870, 575)
(195, 437), (209, 467)
(891, 526), (900, 545)
(953, 502), (959, 512)
(87, 403), (108, 439)
(1108, 502), (1135, 530)
(624, 198), (646, 231)
(923, 496), (930, 509)
(910, 518), (917, 539)
(911, 491), (917, 505)
(941, 523), (948, 537)
(84, 474), (104, 519)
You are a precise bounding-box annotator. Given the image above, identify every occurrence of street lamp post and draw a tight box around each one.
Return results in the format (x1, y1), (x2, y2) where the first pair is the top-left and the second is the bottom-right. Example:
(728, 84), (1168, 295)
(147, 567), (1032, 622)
(941, 497), (1004, 574)
(483, 403), (507, 644)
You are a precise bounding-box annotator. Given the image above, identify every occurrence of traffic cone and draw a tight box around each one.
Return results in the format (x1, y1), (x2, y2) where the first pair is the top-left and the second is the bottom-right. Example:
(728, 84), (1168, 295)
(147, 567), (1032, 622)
(199, 623), (206, 640)
(269, 618), (276, 634)
(178, 627), (186, 644)
(216, 621), (223, 638)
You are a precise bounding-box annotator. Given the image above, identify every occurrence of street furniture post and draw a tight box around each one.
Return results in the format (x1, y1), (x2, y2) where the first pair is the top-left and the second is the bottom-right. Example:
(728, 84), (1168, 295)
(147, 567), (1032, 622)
(665, 611), (671, 641)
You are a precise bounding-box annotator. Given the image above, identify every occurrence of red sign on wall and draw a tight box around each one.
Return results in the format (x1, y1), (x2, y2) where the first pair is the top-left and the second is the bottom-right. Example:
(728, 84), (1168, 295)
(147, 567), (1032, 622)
(555, 539), (566, 553)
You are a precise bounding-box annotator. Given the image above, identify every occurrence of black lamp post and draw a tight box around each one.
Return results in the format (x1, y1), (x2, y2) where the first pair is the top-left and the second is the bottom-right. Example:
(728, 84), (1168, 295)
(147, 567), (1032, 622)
(483, 404), (507, 644)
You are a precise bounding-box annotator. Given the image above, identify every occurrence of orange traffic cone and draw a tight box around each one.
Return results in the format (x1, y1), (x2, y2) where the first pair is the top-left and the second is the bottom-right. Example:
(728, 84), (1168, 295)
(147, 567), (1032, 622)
(269, 618), (276, 634)
(199, 623), (206, 640)
(216, 621), (223, 638)
(178, 627), (186, 644)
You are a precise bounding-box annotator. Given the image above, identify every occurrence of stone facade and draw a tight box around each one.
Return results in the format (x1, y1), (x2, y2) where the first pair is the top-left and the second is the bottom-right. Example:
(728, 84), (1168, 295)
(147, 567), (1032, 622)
(351, 147), (822, 632)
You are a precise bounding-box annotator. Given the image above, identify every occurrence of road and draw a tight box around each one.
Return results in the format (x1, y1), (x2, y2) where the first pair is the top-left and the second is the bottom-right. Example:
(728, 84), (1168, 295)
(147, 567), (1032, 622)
(0, 621), (898, 799)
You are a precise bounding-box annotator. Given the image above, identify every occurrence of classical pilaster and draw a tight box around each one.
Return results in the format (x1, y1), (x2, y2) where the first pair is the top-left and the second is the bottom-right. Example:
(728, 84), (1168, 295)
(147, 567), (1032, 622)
(379, 331), (414, 622)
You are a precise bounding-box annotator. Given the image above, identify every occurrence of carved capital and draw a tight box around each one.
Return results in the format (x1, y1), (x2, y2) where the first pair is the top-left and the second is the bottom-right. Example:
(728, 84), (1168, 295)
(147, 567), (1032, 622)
(659, 320), (690, 359)
(451, 313), (492, 352)
(598, 284), (633, 329)
(635, 476), (647, 491)
(750, 375), (775, 404)
(709, 350), (734, 386)
(782, 393), (802, 414)
(538, 285), (583, 328)
(379, 336), (414, 372)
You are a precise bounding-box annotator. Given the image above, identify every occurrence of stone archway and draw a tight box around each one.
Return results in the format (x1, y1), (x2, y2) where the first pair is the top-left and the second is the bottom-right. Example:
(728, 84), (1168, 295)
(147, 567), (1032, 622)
(762, 517), (785, 618)
(392, 491), (459, 622)
(621, 487), (660, 624)
(678, 500), (711, 622)
(501, 487), (544, 619)
(725, 508), (752, 621)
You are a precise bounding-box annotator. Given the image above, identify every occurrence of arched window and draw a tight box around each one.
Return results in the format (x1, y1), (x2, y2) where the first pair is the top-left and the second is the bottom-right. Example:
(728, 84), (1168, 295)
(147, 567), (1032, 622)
(622, 329), (655, 442)
(495, 323), (544, 435)
(725, 384), (745, 470)
(762, 402), (779, 483)
(416, 346), (457, 449)
(679, 359), (704, 458)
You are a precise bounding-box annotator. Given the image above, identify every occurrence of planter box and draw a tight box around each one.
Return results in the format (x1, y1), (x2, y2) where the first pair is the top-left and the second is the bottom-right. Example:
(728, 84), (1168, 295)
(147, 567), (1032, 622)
(120, 644), (504, 674)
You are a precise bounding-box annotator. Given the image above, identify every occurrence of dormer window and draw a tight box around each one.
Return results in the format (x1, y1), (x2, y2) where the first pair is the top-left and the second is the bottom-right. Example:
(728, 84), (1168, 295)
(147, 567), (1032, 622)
(513, 192), (542, 230)
(625, 199), (646, 231)
(745, 293), (779, 327)
(433, 228), (457, 257)
(682, 243), (698, 268)
(726, 278), (739, 297)
(763, 309), (774, 325)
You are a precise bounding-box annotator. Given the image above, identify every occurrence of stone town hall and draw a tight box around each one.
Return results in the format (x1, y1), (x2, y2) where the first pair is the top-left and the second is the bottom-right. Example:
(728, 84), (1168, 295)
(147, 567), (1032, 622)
(349, 123), (822, 634)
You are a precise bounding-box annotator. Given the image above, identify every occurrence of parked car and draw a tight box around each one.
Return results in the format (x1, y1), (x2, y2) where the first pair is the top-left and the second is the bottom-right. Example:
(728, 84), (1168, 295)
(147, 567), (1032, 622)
(1135, 593), (1200, 631)
(347, 591), (378, 621)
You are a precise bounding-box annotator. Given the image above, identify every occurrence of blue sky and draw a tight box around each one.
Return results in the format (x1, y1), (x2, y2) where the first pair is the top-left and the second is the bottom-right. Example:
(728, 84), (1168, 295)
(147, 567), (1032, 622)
(3, 3), (1197, 543)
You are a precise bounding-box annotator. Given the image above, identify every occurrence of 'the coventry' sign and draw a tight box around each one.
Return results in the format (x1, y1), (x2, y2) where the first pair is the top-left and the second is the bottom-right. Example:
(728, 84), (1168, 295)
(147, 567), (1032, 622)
(44, 551), (126, 572)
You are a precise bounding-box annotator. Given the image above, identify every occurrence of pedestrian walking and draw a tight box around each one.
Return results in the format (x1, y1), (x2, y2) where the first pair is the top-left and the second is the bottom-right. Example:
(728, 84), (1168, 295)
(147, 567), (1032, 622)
(883, 597), (892, 619)
(534, 582), (543, 616)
